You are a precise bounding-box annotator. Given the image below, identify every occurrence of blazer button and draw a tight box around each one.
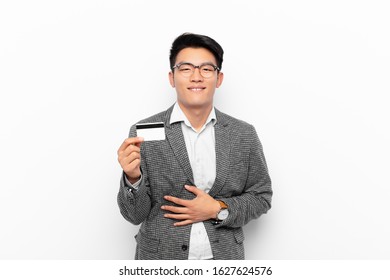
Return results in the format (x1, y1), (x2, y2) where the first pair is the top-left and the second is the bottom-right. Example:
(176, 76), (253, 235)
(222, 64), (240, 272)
(181, 245), (188, 251)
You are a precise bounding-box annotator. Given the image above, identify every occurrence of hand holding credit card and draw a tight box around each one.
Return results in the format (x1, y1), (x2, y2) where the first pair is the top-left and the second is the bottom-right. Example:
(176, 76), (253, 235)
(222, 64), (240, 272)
(136, 122), (165, 141)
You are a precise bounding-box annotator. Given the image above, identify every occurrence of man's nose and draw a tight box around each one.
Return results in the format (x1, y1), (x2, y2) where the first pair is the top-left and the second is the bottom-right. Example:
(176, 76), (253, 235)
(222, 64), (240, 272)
(190, 67), (203, 81)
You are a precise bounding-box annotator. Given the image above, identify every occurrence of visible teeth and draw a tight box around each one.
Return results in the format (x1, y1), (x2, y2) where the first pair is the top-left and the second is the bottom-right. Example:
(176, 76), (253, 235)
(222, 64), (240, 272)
(190, 88), (203, 91)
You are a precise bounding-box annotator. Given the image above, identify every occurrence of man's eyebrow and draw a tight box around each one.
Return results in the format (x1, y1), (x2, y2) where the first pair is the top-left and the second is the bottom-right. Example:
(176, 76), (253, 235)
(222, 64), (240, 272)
(176, 61), (216, 65)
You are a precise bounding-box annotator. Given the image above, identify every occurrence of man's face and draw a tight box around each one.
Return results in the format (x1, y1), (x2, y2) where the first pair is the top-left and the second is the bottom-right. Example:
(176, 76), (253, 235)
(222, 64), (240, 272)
(169, 47), (223, 111)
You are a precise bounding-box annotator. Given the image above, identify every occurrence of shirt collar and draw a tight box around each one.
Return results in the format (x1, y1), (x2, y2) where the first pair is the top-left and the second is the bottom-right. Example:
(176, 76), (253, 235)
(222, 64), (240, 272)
(170, 102), (217, 129)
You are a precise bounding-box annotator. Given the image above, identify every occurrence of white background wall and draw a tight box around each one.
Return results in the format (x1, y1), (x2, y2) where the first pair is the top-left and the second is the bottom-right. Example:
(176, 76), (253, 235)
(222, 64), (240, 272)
(1, 0), (389, 259)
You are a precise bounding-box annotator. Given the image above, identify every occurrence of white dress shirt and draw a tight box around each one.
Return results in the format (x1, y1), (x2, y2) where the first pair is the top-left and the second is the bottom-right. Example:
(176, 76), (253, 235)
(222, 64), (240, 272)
(170, 102), (216, 260)
(126, 102), (217, 259)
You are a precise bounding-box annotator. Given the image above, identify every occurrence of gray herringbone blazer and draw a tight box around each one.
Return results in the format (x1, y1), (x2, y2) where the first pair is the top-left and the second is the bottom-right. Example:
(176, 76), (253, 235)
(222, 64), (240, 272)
(117, 104), (272, 260)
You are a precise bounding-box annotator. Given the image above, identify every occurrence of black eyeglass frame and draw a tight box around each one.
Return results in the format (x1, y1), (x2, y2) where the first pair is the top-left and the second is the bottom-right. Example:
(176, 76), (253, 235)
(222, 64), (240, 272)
(171, 62), (220, 76)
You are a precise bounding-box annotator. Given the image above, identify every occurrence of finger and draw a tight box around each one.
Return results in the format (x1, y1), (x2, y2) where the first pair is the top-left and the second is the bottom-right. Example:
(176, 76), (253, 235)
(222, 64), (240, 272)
(173, 220), (193, 226)
(117, 137), (144, 154)
(161, 205), (188, 214)
(121, 149), (141, 163)
(122, 158), (141, 174)
(164, 195), (190, 207)
(119, 150), (140, 167)
(118, 146), (141, 162)
(163, 213), (189, 220)
(123, 144), (141, 156)
(184, 185), (203, 195)
(122, 156), (140, 168)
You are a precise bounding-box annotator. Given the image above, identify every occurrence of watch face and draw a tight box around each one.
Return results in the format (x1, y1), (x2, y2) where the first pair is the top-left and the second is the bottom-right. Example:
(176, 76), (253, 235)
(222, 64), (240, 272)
(217, 209), (229, 220)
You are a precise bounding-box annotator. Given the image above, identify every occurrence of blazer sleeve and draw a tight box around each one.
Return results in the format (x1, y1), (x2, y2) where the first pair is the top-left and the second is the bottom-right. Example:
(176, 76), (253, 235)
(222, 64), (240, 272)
(117, 124), (152, 225)
(217, 125), (272, 228)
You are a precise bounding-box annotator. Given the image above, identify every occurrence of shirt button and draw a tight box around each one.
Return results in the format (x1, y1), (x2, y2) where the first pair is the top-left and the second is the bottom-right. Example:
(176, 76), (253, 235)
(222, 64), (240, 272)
(181, 245), (188, 251)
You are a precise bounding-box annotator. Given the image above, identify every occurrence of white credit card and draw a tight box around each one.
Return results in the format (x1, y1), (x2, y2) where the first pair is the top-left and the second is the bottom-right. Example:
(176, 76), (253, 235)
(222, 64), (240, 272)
(136, 122), (165, 141)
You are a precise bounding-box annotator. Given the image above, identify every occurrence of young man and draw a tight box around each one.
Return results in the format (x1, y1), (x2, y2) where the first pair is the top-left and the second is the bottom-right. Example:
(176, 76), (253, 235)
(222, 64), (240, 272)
(117, 33), (272, 260)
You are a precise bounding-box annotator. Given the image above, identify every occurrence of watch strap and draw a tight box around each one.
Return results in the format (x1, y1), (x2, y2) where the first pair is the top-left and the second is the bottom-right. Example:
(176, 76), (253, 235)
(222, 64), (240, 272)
(217, 200), (228, 209)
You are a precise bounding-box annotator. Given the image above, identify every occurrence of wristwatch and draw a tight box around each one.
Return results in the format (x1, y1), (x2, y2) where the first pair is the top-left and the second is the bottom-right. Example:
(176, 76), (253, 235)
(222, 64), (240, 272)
(216, 200), (229, 221)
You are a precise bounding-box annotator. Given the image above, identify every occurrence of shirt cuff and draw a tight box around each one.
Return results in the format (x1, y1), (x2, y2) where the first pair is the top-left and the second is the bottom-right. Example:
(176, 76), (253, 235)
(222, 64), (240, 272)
(124, 174), (142, 190)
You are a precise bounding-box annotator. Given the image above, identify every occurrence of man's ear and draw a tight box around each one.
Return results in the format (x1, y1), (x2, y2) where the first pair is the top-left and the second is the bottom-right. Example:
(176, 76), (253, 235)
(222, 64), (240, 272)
(216, 72), (224, 88)
(169, 71), (175, 88)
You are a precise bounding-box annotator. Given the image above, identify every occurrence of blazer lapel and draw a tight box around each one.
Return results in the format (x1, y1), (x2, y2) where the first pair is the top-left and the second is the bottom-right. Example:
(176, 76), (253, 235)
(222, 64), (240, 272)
(165, 120), (195, 186)
(164, 106), (231, 195)
(209, 109), (231, 197)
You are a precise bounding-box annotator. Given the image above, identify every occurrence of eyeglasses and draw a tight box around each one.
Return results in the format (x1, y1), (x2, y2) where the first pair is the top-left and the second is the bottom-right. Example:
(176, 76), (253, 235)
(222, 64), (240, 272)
(172, 62), (220, 78)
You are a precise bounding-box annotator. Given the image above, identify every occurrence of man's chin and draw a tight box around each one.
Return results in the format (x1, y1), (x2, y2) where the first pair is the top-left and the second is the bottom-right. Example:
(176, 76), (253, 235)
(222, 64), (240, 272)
(179, 101), (213, 110)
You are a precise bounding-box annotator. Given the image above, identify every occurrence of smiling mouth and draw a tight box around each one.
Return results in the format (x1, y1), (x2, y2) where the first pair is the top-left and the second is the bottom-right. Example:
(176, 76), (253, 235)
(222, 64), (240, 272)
(188, 87), (206, 92)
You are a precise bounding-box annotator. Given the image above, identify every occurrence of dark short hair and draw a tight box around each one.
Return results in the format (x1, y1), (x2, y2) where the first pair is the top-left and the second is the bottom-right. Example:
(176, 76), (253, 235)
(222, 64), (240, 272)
(169, 33), (224, 71)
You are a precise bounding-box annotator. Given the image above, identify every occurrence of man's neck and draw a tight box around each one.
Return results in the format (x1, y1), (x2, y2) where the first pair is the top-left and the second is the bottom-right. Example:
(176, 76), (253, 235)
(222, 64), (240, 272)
(178, 103), (213, 132)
